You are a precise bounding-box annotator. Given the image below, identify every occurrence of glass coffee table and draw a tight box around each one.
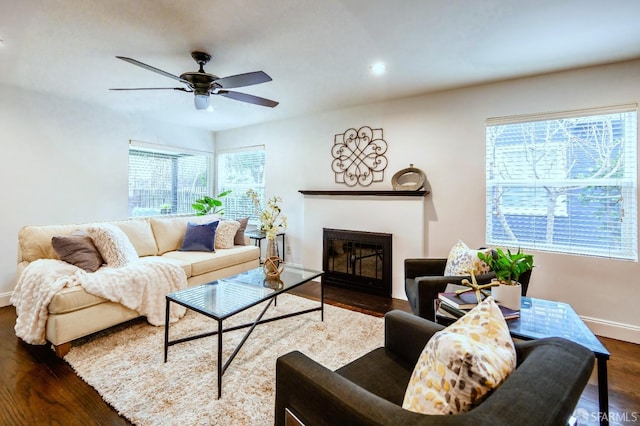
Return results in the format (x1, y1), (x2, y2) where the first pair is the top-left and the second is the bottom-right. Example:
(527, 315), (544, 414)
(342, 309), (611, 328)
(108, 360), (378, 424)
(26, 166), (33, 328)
(164, 265), (324, 398)
(437, 296), (611, 426)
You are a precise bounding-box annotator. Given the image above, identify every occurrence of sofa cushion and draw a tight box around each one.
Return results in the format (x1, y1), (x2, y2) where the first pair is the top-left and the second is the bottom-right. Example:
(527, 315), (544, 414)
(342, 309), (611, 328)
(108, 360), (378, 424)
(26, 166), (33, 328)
(111, 219), (158, 257)
(162, 246), (259, 276)
(51, 231), (104, 272)
(48, 285), (108, 314)
(150, 215), (220, 254)
(216, 220), (241, 249)
(179, 221), (219, 252)
(146, 256), (192, 278)
(402, 296), (516, 415)
(444, 240), (491, 276)
(87, 224), (139, 268)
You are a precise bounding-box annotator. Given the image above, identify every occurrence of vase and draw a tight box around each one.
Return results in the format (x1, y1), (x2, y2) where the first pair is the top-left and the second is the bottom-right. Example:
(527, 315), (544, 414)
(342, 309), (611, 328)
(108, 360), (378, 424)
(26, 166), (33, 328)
(263, 238), (283, 278)
(266, 238), (277, 259)
(491, 282), (522, 311)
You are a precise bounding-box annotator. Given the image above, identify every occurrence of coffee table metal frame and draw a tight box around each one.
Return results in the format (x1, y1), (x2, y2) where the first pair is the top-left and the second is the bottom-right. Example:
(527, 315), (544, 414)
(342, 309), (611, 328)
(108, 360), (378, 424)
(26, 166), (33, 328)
(164, 265), (324, 399)
(437, 295), (610, 426)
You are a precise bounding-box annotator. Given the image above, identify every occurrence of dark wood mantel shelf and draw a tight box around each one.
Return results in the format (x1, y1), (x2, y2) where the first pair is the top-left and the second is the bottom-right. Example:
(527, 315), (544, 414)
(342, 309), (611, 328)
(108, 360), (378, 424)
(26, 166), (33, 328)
(299, 190), (429, 197)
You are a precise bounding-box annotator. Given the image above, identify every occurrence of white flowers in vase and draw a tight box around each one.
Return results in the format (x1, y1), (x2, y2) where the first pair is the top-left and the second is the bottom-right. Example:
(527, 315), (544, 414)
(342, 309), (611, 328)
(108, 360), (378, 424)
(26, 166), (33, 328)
(247, 189), (288, 240)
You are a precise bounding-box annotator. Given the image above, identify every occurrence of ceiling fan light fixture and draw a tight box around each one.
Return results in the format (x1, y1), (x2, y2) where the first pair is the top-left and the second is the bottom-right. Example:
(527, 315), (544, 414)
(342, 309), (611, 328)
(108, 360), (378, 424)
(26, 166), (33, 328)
(113, 52), (278, 109)
(194, 94), (210, 110)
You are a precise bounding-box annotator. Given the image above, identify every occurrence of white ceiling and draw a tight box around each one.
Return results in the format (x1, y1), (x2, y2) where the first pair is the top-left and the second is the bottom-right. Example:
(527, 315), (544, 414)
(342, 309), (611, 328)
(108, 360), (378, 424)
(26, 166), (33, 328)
(2, 0), (640, 132)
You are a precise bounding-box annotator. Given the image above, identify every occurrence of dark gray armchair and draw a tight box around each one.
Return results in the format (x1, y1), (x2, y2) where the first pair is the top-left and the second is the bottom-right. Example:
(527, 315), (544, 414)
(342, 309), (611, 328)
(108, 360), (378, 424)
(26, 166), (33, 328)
(404, 257), (532, 321)
(275, 310), (593, 426)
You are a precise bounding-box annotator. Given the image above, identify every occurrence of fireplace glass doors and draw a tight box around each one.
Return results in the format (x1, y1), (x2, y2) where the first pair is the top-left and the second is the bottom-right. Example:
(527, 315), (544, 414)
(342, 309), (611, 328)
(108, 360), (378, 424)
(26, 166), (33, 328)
(322, 228), (392, 297)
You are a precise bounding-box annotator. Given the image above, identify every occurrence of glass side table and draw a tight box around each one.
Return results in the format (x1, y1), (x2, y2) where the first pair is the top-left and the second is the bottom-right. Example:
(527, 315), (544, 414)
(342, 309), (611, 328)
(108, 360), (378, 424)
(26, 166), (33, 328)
(245, 230), (285, 264)
(437, 296), (610, 426)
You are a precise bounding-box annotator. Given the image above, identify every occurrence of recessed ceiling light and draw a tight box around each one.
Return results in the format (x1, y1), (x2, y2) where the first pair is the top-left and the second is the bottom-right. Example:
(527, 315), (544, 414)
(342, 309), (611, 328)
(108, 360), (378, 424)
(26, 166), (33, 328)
(370, 62), (386, 76)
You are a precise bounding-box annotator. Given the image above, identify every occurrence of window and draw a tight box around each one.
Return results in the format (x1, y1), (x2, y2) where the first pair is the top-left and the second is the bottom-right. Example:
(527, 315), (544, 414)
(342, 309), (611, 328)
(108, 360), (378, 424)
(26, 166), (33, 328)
(128, 141), (211, 217)
(216, 145), (265, 223)
(485, 105), (638, 260)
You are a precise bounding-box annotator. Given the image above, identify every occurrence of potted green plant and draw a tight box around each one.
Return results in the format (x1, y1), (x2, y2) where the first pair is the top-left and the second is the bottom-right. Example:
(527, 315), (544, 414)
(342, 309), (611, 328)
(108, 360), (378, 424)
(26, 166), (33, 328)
(477, 248), (533, 310)
(192, 190), (232, 216)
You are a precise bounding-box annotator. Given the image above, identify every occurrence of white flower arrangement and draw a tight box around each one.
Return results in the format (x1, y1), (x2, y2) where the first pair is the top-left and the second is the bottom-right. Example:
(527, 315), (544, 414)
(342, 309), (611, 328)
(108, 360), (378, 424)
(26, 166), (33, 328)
(247, 189), (288, 240)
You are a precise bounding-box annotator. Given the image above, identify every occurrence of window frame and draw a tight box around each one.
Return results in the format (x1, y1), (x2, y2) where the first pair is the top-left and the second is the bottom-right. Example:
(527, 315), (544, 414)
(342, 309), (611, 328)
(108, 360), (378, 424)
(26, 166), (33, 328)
(128, 140), (213, 218)
(485, 104), (638, 261)
(215, 145), (266, 224)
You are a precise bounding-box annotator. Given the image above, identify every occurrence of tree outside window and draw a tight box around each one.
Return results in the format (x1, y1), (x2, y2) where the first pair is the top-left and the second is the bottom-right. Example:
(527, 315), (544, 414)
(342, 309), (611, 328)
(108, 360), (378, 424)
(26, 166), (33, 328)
(485, 107), (637, 260)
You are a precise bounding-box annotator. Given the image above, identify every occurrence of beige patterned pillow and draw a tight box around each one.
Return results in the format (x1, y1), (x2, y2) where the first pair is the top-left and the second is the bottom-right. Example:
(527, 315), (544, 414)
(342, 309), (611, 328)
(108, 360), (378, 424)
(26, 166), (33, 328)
(87, 224), (139, 268)
(402, 297), (516, 415)
(443, 240), (491, 276)
(215, 220), (241, 249)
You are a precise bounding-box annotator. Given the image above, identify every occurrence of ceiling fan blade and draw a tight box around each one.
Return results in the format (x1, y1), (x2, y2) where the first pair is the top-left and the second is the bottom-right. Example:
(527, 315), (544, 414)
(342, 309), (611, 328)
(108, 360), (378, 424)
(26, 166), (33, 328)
(116, 56), (192, 86)
(217, 90), (279, 107)
(110, 87), (191, 92)
(214, 71), (272, 89)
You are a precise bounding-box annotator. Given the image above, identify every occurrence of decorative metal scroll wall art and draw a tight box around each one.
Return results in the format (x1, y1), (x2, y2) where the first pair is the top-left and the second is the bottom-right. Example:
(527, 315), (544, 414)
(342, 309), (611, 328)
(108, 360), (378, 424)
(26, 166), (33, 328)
(331, 126), (388, 187)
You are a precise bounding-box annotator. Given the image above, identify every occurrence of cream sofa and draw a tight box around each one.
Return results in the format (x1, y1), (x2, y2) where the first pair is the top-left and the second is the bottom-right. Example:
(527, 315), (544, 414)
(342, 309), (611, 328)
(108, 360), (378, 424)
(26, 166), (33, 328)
(16, 215), (260, 356)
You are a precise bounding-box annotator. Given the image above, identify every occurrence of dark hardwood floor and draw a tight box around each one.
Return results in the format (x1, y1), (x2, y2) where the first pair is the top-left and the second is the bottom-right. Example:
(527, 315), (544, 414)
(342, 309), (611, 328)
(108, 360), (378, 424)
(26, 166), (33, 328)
(1, 282), (639, 425)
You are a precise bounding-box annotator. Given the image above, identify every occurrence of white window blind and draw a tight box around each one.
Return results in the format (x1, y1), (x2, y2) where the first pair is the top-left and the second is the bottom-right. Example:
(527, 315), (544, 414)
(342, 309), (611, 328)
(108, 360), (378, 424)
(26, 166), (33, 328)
(128, 141), (211, 217)
(216, 145), (265, 223)
(485, 105), (638, 260)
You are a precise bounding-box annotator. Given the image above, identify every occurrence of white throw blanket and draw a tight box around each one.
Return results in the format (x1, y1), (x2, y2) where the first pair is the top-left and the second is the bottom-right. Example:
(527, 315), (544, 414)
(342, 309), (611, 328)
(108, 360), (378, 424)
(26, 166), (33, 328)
(11, 258), (188, 345)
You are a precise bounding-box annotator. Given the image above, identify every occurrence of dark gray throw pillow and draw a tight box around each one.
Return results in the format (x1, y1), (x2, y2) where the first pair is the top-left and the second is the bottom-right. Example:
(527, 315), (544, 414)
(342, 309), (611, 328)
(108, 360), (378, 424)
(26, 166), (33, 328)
(51, 231), (104, 272)
(179, 220), (219, 252)
(233, 217), (249, 246)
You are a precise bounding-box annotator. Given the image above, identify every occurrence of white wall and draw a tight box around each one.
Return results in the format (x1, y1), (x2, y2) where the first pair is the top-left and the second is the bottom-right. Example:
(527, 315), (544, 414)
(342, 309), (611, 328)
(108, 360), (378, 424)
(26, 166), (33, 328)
(216, 59), (640, 343)
(0, 84), (214, 306)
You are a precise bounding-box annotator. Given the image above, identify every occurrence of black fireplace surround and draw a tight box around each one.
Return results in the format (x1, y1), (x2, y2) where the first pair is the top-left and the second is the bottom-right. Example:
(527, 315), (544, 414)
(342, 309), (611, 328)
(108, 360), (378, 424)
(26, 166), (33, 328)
(322, 228), (392, 297)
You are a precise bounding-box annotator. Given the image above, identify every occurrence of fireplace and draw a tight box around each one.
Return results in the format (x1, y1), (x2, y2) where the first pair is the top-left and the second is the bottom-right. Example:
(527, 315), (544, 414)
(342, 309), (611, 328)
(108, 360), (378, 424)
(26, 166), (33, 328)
(322, 228), (392, 297)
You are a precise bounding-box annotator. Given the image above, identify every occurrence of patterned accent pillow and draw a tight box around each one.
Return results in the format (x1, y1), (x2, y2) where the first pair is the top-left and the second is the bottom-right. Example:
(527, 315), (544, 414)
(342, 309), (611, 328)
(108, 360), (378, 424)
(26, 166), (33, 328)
(87, 224), (139, 268)
(51, 230), (104, 272)
(179, 221), (219, 252)
(443, 240), (491, 276)
(215, 220), (241, 249)
(402, 297), (516, 415)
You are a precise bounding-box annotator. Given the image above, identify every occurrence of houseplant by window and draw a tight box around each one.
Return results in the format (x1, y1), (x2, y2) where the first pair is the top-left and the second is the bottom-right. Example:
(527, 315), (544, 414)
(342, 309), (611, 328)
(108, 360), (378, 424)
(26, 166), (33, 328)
(477, 248), (534, 310)
(192, 190), (232, 216)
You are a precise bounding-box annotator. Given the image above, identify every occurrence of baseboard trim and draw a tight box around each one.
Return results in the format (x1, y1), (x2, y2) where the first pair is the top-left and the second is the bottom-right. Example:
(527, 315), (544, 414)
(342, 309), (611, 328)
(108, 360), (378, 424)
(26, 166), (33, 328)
(582, 316), (640, 345)
(0, 291), (13, 308)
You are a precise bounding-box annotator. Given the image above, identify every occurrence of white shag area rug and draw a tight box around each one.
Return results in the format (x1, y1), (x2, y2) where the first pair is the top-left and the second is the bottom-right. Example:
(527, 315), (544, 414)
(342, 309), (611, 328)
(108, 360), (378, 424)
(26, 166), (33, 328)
(64, 294), (385, 425)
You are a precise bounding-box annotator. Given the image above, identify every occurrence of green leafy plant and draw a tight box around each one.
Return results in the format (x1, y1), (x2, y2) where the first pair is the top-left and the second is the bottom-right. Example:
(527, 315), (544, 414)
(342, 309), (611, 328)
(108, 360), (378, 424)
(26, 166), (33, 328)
(478, 248), (534, 285)
(192, 190), (232, 216)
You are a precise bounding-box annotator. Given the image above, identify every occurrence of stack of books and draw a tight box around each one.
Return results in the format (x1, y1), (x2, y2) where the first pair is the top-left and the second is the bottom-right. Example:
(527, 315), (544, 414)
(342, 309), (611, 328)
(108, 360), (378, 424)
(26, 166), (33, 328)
(437, 287), (520, 321)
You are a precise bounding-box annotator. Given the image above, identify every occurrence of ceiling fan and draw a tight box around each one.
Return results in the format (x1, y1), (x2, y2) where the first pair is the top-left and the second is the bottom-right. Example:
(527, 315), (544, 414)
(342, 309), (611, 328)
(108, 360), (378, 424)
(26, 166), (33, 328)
(111, 51), (278, 110)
